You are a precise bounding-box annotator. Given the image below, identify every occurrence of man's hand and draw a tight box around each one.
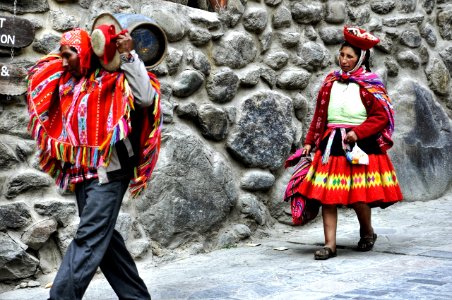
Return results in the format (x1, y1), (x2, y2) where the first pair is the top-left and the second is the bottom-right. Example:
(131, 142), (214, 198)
(116, 32), (134, 54)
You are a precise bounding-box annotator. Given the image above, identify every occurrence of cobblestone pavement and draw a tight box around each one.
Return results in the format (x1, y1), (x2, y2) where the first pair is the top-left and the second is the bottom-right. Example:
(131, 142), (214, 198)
(2, 194), (452, 300)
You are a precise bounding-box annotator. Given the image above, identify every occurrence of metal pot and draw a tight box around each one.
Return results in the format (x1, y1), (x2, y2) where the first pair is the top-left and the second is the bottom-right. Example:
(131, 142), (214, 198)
(113, 13), (168, 69)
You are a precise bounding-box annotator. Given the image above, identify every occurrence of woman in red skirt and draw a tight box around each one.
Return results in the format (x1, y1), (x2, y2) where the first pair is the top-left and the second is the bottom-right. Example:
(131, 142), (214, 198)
(299, 27), (403, 260)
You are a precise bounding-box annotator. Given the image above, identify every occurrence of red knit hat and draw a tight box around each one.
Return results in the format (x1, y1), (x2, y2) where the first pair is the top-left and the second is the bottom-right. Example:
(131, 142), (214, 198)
(343, 26), (380, 50)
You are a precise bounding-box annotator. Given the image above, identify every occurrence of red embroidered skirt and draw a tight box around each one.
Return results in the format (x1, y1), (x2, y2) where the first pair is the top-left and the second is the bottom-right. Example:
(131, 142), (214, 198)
(298, 130), (403, 208)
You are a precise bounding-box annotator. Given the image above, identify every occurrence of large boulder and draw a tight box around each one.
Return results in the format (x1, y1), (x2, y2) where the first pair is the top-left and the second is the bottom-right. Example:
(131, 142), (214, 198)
(437, 6), (452, 40)
(34, 199), (77, 227)
(4, 170), (52, 199)
(291, 1), (324, 24)
(89, 0), (135, 21)
(197, 104), (230, 141)
(424, 57), (451, 96)
(21, 218), (58, 250)
(206, 68), (240, 103)
(0, 139), (20, 170)
(142, 6), (186, 42)
(227, 91), (294, 171)
(0, 107), (30, 139)
(296, 41), (331, 72)
(0, 0), (49, 14)
(242, 7), (268, 33)
(0, 202), (32, 231)
(212, 32), (257, 69)
(137, 125), (237, 248)
(390, 80), (452, 201)
(0, 233), (39, 281)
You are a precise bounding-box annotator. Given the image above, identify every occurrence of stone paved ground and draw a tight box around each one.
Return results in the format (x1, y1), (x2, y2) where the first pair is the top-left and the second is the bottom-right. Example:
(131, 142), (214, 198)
(1, 194), (452, 300)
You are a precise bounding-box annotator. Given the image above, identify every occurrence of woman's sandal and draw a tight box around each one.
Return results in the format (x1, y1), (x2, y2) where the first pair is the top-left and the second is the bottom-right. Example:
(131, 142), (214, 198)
(314, 247), (337, 260)
(357, 233), (377, 252)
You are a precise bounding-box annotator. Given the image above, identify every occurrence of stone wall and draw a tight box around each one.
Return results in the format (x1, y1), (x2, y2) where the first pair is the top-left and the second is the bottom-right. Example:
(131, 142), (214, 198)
(0, 0), (451, 282)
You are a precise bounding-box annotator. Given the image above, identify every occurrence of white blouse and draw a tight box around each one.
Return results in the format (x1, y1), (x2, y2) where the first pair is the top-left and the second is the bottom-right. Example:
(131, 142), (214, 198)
(327, 81), (367, 126)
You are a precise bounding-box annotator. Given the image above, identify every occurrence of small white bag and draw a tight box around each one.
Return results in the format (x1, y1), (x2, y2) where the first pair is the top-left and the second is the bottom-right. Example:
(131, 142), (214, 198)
(346, 144), (369, 165)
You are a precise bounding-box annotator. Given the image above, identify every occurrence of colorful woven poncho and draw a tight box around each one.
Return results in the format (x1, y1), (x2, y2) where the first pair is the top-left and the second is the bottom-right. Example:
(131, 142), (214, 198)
(27, 54), (162, 197)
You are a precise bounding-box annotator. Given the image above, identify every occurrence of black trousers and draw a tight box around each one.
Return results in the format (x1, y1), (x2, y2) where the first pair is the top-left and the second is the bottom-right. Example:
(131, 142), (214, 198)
(49, 178), (151, 300)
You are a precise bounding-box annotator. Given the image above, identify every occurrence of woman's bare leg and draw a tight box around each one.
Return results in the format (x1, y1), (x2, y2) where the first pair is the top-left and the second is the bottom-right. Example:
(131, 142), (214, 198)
(353, 202), (377, 251)
(352, 202), (373, 237)
(322, 204), (338, 251)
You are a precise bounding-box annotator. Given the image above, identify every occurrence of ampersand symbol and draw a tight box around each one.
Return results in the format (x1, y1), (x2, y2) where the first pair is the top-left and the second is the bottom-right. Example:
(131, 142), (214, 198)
(1, 66), (9, 77)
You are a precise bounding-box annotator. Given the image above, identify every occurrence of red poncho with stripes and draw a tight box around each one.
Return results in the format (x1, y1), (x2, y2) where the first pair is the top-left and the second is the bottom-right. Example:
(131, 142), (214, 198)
(27, 54), (162, 197)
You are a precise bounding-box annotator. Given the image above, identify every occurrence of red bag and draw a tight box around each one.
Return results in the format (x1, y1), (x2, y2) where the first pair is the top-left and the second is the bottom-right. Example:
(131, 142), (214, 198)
(284, 152), (320, 226)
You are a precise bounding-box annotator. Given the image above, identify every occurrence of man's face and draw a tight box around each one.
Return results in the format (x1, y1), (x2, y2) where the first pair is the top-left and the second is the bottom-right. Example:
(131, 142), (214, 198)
(60, 45), (82, 79)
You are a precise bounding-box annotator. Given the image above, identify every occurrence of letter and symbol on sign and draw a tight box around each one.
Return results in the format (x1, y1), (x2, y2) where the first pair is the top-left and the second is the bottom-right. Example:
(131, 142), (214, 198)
(0, 63), (28, 95)
(0, 15), (34, 95)
(0, 17), (15, 46)
(1, 65), (9, 77)
(0, 15), (35, 48)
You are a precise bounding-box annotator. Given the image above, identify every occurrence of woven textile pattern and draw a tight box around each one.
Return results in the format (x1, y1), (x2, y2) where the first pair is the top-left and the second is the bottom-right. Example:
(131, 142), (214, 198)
(27, 54), (162, 197)
(300, 153), (402, 206)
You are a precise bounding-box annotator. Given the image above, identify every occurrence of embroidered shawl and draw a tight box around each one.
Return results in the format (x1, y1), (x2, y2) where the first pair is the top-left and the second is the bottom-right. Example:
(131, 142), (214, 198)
(306, 67), (395, 152)
(27, 54), (162, 197)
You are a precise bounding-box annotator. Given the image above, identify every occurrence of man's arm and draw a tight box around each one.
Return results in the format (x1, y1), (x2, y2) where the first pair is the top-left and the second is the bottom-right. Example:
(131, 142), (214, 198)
(116, 32), (156, 108)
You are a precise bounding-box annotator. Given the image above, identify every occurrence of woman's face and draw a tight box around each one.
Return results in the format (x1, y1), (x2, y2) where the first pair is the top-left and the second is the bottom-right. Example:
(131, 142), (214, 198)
(60, 45), (81, 78)
(339, 46), (359, 73)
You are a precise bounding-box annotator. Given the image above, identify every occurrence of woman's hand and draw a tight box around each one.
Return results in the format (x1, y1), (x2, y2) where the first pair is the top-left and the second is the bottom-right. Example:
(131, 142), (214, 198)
(302, 144), (312, 156)
(345, 130), (358, 144)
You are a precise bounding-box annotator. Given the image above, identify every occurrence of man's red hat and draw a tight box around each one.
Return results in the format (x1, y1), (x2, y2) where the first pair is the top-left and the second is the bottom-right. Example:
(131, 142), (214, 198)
(343, 26), (380, 50)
